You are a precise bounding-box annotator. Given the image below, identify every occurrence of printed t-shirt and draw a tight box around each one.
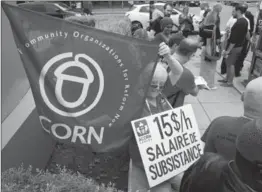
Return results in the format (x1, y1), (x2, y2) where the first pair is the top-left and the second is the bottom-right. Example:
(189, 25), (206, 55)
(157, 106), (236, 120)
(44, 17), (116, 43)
(201, 116), (251, 160)
(129, 95), (172, 168)
(163, 67), (196, 108)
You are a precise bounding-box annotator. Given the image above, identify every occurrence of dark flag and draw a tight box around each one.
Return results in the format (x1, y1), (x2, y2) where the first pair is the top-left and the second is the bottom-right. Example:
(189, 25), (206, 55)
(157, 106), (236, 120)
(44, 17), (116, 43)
(2, 2), (158, 152)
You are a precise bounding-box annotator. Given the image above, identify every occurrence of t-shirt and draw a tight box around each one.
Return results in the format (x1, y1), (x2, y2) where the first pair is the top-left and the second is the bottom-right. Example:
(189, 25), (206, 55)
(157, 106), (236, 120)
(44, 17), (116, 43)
(228, 17), (248, 47)
(201, 116), (251, 161)
(129, 95), (172, 168)
(163, 67), (196, 108)
(226, 16), (250, 31)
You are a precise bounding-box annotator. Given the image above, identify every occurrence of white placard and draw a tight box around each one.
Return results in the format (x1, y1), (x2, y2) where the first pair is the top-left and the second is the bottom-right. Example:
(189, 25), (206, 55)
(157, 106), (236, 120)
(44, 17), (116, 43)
(131, 104), (204, 188)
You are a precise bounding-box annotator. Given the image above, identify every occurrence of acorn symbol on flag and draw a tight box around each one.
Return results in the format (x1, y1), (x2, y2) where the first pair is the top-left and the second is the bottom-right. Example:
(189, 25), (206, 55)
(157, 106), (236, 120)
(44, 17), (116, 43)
(54, 54), (94, 109)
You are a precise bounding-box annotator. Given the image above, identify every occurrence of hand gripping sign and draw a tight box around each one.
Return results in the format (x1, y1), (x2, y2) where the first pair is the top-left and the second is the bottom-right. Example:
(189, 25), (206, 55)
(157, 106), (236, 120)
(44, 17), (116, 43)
(131, 104), (204, 188)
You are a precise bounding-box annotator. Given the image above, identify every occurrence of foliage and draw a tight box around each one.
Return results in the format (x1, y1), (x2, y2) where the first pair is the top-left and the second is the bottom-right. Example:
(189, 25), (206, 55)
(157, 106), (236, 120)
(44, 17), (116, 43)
(1, 165), (123, 192)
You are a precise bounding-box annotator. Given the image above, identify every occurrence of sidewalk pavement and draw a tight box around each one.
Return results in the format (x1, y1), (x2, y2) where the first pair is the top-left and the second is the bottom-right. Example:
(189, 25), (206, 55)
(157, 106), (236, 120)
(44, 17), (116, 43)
(185, 49), (245, 136)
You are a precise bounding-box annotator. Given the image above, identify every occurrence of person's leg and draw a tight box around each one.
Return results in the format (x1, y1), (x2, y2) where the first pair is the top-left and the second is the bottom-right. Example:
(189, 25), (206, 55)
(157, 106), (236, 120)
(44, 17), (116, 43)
(128, 160), (149, 192)
(235, 40), (248, 76)
(209, 61), (217, 89)
(224, 47), (242, 86)
(220, 58), (227, 75)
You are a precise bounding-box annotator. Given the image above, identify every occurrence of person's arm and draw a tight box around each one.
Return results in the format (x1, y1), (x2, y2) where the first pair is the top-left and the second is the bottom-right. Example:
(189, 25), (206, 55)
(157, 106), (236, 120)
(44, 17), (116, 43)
(224, 21), (241, 55)
(158, 43), (183, 85)
(149, 19), (157, 36)
(189, 86), (199, 96)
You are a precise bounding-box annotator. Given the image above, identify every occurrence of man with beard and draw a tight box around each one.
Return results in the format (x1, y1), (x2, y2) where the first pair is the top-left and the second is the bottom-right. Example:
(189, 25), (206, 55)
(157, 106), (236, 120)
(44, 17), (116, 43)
(234, 4), (254, 76)
(220, 3), (252, 76)
(219, 4), (248, 87)
(149, 3), (173, 36)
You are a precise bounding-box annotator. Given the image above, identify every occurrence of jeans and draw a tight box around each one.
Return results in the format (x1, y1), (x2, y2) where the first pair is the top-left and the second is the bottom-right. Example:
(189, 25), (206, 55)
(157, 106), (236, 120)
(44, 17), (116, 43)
(128, 160), (184, 192)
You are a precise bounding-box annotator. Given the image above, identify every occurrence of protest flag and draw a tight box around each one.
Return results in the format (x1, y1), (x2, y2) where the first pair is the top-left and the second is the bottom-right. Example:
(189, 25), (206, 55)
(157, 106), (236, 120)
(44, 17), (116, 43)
(2, 2), (159, 152)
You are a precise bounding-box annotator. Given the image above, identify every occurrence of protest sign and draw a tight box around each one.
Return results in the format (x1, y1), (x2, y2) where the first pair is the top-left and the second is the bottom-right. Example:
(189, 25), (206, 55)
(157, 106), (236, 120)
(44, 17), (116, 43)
(2, 3), (158, 152)
(131, 104), (204, 188)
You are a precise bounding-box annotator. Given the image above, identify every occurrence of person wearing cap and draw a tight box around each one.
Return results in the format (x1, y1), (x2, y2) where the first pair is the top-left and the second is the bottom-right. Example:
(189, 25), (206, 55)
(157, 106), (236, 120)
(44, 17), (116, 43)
(153, 17), (173, 44)
(221, 118), (262, 192)
(201, 77), (262, 161)
(128, 42), (184, 192)
(162, 38), (201, 108)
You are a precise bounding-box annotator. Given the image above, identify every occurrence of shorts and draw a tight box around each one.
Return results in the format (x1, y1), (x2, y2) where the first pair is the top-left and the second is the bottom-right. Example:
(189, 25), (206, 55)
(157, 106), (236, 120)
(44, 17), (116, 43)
(225, 47), (242, 66)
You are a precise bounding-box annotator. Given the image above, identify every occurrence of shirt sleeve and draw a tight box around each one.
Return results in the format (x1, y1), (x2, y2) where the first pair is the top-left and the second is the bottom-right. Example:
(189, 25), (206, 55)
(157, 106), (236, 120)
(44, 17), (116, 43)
(175, 69), (196, 95)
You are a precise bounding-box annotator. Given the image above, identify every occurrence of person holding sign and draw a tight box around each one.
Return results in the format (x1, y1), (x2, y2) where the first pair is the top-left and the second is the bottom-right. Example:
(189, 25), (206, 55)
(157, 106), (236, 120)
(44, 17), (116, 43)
(128, 43), (185, 192)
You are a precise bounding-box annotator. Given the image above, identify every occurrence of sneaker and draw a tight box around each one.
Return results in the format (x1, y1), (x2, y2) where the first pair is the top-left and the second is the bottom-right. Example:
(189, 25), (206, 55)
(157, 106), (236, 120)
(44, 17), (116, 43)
(220, 83), (233, 87)
(209, 86), (218, 90)
(218, 79), (228, 83)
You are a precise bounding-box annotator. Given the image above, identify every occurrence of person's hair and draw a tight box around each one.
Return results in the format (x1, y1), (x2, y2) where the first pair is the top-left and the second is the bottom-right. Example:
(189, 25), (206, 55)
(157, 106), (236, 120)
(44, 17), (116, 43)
(241, 3), (249, 13)
(182, 6), (189, 13)
(235, 4), (246, 14)
(203, 10), (218, 26)
(213, 4), (222, 13)
(149, 1), (155, 5)
(180, 153), (227, 192)
(168, 33), (184, 48)
(164, 2), (173, 10)
(133, 28), (149, 40)
(176, 38), (199, 57)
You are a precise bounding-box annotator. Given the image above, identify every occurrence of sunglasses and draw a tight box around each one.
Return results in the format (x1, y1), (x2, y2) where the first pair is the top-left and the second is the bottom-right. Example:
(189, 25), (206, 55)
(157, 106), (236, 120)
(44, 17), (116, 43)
(150, 84), (165, 90)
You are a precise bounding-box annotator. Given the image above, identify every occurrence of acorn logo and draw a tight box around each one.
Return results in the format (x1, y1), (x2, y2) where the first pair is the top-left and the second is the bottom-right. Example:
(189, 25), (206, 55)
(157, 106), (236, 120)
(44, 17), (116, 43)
(39, 53), (104, 117)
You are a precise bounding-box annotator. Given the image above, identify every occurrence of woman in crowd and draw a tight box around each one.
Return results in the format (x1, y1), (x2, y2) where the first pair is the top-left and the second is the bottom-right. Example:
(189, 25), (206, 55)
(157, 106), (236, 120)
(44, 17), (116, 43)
(128, 42), (184, 192)
(180, 153), (228, 192)
(199, 4), (222, 90)
(179, 6), (194, 38)
(153, 17), (173, 44)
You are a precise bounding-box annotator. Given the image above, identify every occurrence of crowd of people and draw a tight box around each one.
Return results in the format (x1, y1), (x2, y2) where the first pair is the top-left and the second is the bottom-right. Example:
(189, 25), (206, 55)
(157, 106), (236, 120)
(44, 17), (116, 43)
(68, 2), (262, 192)
(127, 2), (262, 192)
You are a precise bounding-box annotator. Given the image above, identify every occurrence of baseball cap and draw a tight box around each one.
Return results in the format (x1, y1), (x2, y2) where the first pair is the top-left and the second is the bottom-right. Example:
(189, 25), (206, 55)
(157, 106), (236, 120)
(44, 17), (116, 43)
(236, 119), (262, 162)
(243, 77), (262, 119)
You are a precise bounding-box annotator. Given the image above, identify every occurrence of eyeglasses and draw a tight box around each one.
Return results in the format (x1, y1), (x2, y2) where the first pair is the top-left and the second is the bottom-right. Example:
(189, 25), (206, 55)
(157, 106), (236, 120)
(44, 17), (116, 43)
(150, 84), (165, 90)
